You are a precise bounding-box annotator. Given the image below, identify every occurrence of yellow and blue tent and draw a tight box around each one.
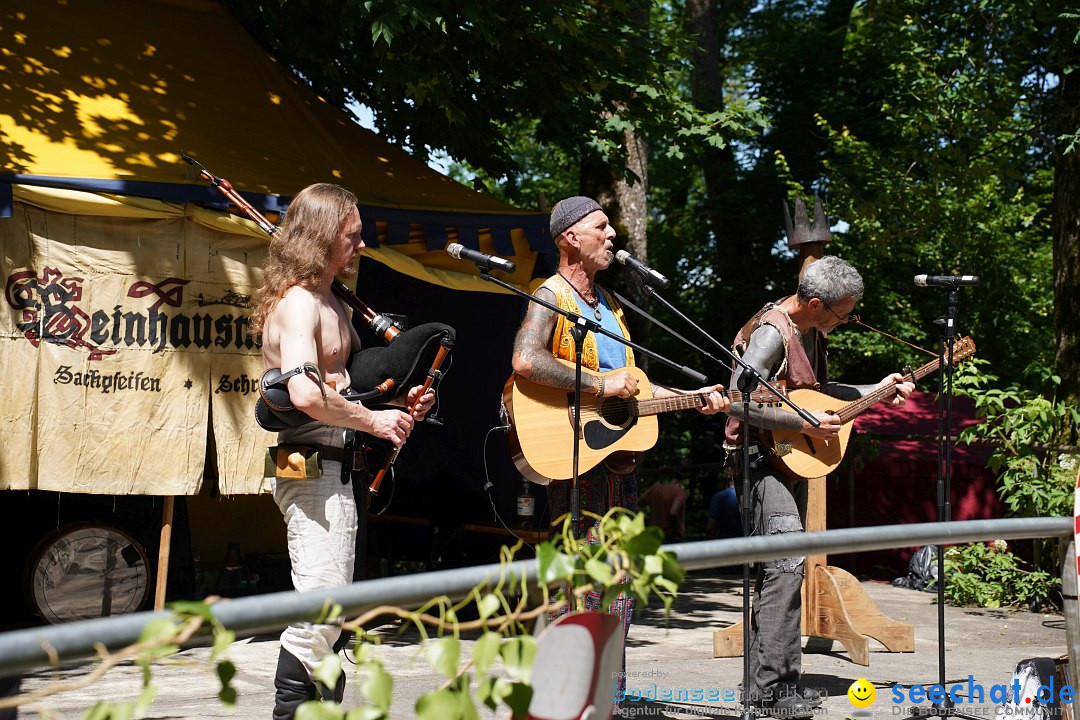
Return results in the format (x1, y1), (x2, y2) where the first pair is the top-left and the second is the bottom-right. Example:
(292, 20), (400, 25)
(0, 0), (545, 497)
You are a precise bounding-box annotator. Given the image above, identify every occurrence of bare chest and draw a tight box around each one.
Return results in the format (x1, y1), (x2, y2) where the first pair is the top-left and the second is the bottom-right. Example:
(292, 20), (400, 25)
(316, 302), (353, 375)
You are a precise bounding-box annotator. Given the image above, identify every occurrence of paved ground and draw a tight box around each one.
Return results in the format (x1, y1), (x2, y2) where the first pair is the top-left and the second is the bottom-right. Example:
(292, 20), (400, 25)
(11, 570), (1070, 719)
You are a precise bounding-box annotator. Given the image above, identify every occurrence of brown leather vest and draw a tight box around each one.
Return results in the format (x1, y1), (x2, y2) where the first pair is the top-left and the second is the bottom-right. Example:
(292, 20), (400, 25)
(723, 302), (827, 447)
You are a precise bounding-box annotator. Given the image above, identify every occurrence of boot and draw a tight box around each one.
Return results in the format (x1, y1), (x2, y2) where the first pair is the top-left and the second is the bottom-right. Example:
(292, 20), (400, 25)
(332, 630), (354, 654)
(272, 648), (316, 720)
(759, 683), (815, 719)
(797, 685), (823, 707)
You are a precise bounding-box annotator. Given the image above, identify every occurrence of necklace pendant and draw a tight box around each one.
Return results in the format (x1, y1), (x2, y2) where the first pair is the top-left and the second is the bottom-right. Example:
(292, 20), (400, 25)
(594, 307), (602, 321)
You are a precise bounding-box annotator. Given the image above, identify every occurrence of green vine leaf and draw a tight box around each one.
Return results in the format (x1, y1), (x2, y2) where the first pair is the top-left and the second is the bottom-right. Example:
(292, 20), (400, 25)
(315, 600), (344, 625)
(499, 680), (533, 719)
(345, 708), (386, 720)
(487, 677), (515, 707)
(660, 551), (686, 585)
(360, 659), (393, 712)
(499, 636), (537, 683)
(476, 593), (500, 621)
(167, 600), (215, 623)
(211, 628), (236, 661)
(415, 688), (461, 720)
(472, 631), (501, 676)
(642, 553), (664, 577)
(84, 684), (158, 720)
(424, 635), (460, 679)
(537, 542), (575, 585)
(132, 685), (156, 717)
(296, 702), (345, 720)
(216, 660), (237, 707)
(136, 617), (179, 645)
(312, 653), (342, 695)
(584, 557), (615, 586)
(622, 525), (663, 557)
(476, 675), (496, 711)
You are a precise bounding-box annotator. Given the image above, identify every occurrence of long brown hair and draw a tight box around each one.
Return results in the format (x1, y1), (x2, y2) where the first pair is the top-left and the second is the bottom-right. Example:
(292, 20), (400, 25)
(249, 183), (358, 335)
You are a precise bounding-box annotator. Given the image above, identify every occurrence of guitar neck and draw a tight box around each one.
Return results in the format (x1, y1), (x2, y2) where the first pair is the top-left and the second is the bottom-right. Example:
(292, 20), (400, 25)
(634, 389), (757, 417)
(835, 355), (943, 423)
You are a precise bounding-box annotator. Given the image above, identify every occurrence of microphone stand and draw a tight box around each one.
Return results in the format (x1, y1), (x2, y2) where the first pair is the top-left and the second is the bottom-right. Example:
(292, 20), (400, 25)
(911, 285), (979, 720)
(476, 270), (708, 537)
(636, 282), (820, 720)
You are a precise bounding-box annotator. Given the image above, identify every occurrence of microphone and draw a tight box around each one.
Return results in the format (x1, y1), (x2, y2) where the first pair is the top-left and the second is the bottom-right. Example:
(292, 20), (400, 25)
(446, 243), (516, 274)
(914, 274), (980, 288)
(615, 250), (670, 289)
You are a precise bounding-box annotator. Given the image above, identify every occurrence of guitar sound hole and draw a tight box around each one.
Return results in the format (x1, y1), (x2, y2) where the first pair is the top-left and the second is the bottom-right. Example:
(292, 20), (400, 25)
(599, 397), (635, 427)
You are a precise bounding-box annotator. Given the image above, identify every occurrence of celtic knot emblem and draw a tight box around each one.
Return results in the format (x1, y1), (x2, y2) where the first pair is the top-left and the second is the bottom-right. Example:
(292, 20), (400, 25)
(4, 267), (116, 360)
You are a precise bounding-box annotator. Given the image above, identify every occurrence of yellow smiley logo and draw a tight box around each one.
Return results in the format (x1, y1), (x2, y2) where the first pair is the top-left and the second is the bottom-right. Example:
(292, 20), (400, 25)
(848, 678), (876, 708)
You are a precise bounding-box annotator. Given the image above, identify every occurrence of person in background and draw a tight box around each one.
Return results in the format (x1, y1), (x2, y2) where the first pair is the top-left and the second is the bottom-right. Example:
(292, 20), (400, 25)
(706, 477), (742, 539)
(638, 481), (687, 541)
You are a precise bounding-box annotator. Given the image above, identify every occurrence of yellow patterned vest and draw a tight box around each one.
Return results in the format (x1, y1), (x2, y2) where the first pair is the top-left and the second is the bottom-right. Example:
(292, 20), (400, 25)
(540, 274), (636, 371)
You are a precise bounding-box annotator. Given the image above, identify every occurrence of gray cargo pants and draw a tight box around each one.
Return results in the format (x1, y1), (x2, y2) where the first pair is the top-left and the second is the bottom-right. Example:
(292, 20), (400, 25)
(743, 462), (807, 696)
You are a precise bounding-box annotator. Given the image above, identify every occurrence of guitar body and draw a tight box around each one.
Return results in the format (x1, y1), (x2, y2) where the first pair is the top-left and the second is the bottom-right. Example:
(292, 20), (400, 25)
(503, 363), (658, 485)
(759, 336), (975, 480)
(760, 388), (854, 480)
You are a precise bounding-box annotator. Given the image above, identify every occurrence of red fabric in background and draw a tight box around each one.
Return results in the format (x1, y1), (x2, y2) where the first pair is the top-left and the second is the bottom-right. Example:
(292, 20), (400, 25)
(824, 390), (1004, 578)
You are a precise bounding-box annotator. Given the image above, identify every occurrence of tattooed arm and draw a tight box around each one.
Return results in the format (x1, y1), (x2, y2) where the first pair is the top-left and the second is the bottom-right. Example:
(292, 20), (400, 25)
(511, 288), (603, 394)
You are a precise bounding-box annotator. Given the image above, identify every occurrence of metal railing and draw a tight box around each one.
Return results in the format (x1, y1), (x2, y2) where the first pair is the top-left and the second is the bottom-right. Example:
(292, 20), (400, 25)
(0, 516), (1073, 680)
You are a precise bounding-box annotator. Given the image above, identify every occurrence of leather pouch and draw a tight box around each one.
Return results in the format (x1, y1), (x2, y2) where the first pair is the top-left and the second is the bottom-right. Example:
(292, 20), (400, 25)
(264, 444), (323, 480)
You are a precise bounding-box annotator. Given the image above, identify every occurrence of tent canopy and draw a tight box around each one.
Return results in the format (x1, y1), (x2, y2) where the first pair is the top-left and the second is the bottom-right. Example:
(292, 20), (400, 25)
(0, 0), (552, 287)
(0, 0), (542, 497)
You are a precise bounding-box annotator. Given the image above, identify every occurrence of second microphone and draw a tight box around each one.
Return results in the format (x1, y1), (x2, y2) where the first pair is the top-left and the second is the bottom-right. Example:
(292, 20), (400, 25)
(616, 250), (670, 289)
(446, 243), (517, 274)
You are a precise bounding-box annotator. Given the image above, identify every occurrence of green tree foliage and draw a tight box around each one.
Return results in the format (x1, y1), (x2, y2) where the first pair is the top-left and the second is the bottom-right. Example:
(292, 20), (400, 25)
(224, 0), (1078, 498)
(944, 540), (1058, 609)
(808, 1), (1060, 385)
(223, 0), (761, 183)
(646, 1), (1074, 479)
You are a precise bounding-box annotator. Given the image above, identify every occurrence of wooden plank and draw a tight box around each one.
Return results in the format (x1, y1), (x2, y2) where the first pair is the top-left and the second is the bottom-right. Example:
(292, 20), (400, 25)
(154, 496), (175, 611)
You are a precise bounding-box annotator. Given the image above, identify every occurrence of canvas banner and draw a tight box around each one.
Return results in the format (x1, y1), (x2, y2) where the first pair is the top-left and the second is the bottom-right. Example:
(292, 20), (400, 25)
(0, 201), (274, 494)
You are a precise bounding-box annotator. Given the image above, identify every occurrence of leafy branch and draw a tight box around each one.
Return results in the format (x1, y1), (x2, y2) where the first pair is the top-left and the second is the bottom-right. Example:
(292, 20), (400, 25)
(0, 597), (238, 720)
(10, 509), (684, 720)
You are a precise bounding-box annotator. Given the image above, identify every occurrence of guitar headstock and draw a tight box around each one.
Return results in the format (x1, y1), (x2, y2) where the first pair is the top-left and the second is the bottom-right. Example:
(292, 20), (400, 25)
(749, 384), (785, 405)
(950, 336), (977, 364)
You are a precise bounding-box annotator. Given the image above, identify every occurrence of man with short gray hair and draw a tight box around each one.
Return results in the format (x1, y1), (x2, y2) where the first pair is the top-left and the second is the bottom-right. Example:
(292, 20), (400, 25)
(723, 254), (913, 718)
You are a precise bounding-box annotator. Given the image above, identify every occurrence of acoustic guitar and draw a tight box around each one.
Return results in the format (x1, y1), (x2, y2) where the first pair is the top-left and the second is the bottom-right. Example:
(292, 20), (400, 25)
(761, 335), (976, 480)
(503, 360), (779, 485)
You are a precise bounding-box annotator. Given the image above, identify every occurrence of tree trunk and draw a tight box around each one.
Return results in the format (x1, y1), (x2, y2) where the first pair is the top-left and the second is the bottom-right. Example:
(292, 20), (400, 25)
(686, 0), (745, 347)
(581, 129), (651, 371)
(581, 0), (654, 370)
(1052, 31), (1080, 439)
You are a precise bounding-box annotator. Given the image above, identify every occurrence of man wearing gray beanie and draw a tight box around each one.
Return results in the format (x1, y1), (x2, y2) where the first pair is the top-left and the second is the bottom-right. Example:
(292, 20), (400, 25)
(509, 196), (730, 713)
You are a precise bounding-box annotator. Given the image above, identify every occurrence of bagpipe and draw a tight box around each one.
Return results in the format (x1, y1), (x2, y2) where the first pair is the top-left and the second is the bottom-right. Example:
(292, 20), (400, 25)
(182, 154), (455, 507)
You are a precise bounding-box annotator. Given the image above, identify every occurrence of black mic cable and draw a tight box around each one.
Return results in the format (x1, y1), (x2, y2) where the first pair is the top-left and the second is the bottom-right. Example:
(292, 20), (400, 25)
(481, 423), (533, 550)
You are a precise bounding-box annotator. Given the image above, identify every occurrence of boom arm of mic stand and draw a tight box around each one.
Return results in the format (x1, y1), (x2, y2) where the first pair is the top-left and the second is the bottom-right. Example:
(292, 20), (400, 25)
(640, 284), (820, 428)
(479, 272), (708, 386)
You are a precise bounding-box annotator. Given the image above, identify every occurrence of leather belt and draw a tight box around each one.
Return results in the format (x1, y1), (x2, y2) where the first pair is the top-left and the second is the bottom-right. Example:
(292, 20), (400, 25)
(316, 445), (347, 463)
